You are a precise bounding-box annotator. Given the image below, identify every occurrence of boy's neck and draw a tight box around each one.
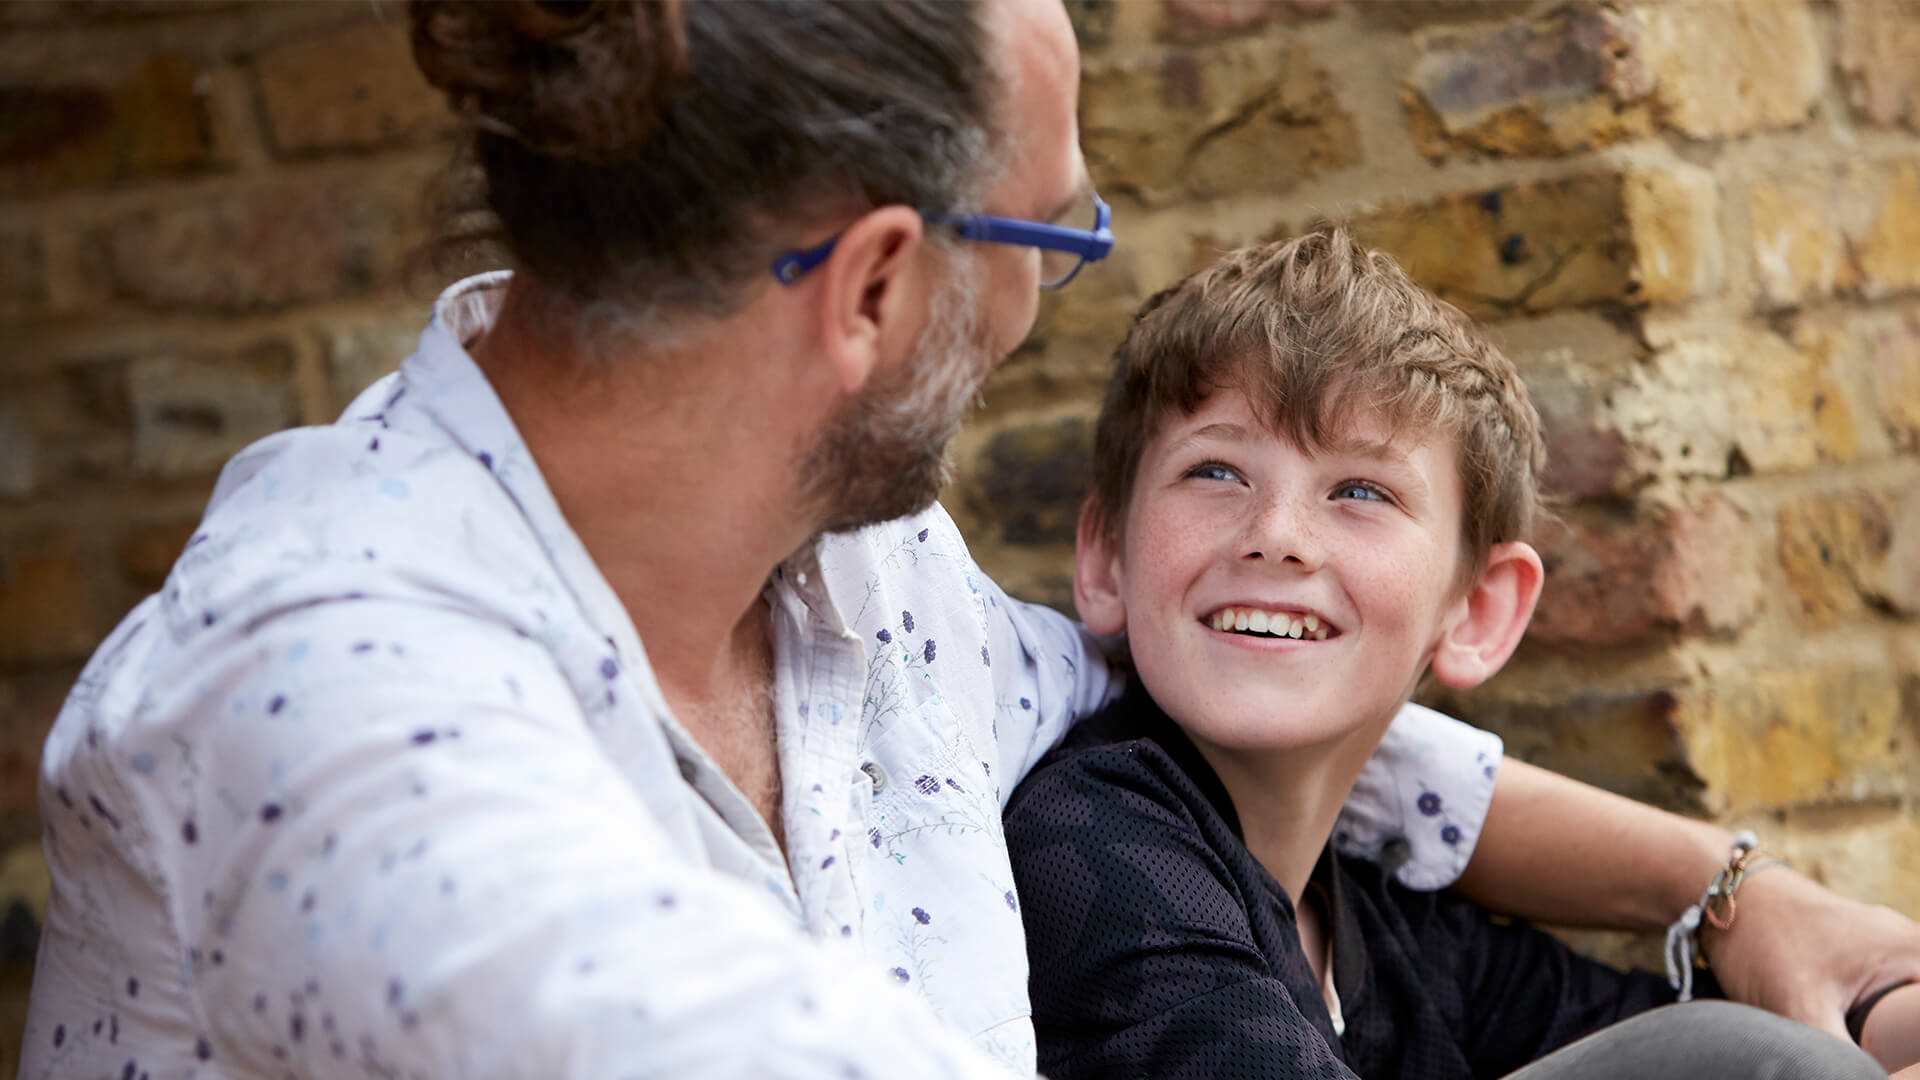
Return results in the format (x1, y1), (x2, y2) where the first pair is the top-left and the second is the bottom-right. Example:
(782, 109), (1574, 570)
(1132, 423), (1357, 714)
(1189, 714), (1397, 908)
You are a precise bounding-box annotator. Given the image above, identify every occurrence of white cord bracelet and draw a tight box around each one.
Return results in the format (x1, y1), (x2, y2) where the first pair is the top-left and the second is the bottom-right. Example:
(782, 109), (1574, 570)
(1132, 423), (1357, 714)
(1664, 830), (1789, 1001)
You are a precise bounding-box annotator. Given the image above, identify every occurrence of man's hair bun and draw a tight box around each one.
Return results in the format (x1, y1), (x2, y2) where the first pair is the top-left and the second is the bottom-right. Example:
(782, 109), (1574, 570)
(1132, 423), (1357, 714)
(409, 0), (689, 163)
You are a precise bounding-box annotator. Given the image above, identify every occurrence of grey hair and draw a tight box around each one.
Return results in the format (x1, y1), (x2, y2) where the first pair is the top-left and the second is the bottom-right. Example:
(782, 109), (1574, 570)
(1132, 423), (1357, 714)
(414, 0), (1005, 347)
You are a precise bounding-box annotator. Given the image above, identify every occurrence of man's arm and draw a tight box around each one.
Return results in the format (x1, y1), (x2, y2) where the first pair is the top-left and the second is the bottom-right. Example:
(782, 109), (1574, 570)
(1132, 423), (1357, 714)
(1456, 757), (1920, 1040)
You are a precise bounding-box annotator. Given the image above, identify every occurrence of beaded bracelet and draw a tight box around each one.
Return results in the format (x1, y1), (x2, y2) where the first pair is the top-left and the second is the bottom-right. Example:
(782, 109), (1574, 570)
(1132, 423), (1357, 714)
(1663, 830), (1790, 1002)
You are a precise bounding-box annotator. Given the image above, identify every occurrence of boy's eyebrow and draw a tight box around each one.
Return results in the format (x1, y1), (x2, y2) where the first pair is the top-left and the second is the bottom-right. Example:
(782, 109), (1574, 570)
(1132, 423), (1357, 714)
(1167, 421), (1250, 452)
(1326, 433), (1413, 464)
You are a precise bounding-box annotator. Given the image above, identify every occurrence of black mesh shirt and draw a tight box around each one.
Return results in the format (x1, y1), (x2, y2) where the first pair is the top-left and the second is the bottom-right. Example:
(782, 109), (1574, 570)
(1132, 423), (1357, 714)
(1004, 689), (1702, 1080)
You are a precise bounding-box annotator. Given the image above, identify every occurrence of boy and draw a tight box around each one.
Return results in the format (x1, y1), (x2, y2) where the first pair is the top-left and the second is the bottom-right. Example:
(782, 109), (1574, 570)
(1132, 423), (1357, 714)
(1003, 228), (1888, 1079)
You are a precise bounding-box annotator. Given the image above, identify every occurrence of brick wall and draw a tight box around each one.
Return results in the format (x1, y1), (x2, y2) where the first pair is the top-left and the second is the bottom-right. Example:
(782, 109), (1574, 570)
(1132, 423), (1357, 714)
(2, 0), (1917, 1067)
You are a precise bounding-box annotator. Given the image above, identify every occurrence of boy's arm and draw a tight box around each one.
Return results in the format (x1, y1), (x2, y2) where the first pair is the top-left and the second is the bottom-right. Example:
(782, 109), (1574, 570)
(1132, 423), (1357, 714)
(1456, 757), (1920, 1040)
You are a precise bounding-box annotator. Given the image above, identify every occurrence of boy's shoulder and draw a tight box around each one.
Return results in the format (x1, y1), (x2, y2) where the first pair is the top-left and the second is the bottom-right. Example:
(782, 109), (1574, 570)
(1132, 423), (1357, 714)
(1005, 684), (1241, 845)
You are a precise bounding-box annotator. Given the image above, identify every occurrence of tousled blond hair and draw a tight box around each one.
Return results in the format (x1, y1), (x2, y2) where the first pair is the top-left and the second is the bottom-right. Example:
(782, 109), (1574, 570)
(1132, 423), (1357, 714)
(1089, 226), (1547, 578)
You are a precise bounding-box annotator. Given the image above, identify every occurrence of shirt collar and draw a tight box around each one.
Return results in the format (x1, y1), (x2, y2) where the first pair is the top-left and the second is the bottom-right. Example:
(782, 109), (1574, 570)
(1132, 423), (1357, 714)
(398, 272), (677, 726)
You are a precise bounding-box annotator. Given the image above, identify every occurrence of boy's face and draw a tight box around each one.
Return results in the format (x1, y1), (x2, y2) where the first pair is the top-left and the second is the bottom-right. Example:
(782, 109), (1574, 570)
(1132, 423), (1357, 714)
(1078, 386), (1472, 754)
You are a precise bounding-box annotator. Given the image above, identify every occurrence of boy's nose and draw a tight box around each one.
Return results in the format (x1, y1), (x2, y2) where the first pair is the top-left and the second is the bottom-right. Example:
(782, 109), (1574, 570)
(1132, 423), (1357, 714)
(1239, 497), (1325, 572)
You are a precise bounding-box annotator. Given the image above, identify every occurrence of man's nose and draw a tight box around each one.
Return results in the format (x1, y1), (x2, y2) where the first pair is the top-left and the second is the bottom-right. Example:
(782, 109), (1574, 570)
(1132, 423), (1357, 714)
(1239, 491), (1325, 572)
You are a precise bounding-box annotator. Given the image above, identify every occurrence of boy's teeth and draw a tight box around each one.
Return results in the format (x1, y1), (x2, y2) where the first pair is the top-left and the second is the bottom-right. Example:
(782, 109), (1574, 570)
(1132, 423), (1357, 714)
(1210, 607), (1331, 639)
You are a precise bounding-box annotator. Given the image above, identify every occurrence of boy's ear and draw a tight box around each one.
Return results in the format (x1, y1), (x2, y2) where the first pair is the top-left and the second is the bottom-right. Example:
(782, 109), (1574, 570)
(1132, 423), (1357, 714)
(1073, 496), (1129, 637)
(1429, 541), (1544, 691)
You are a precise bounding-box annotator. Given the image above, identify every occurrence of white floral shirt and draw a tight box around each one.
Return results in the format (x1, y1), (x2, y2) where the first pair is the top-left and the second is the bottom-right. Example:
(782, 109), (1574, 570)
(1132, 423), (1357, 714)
(22, 273), (1502, 1079)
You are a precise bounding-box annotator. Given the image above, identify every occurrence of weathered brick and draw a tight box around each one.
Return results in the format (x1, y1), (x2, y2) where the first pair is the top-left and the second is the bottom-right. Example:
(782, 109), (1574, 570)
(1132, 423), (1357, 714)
(321, 318), (420, 413)
(1749, 159), (1920, 308)
(1770, 808), (1920, 918)
(1530, 496), (1760, 649)
(1860, 308), (1920, 451)
(91, 172), (432, 312)
(1347, 165), (1718, 321)
(1159, 0), (1332, 42)
(1449, 662), (1910, 816)
(1609, 328), (1857, 482)
(1621, 165), (1722, 306)
(0, 54), (217, 198)
(253, 20), (454, 156)
(1065, 0), (1118, 50)
(1837, 0), (1920, 131)
(1676, 663), (1908, 815)
(0, 668), (74, 819)
(1778, 485), (1920, 623)
(128, 345), (297, 479)
(1858, 160), (1920, 299)
(1522, 358), (1632, 500)
(962, 413), (1094, 547)
(0, 360), (132, 500)
(1081, 38), (1358, 207)
(1439, 686), (1710, 813)
(1359, 1), (1524, 28)
(0, 531), (112, 666)
(117, 518), (197, 590)
(0, 229), (46, 318)
(1404, 3), (1654, 161)
(1634, 0), (1822, 141)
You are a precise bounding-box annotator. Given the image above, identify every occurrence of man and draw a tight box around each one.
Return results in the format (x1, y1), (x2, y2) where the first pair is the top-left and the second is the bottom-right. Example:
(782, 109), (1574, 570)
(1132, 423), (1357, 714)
(23, 1), (1918, 1077)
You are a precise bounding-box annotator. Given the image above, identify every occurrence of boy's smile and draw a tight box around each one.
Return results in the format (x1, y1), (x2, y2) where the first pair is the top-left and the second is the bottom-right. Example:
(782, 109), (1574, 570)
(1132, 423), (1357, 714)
(1078, 386), (1470, 758)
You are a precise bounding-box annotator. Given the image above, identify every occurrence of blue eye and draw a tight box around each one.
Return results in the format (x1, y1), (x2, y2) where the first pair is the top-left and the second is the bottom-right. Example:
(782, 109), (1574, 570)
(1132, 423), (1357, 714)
(1335, 481), (1388, 502)
(1187, 461), (1243, 484)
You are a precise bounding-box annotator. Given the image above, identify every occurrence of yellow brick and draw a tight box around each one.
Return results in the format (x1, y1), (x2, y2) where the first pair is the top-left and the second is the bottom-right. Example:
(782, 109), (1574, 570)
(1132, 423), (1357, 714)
(1675, 664), (1907, 815)
(1837, 0), (1920, 131)
(1857, 160), (1920, 298)
(1403, 3), (1656, 161)
(1623, 164), (1722, 305)
(1637, 0), (1823, 140)
(1749, 159), (1920, 307)
(1350, 167), (1717, 320)
(1081, 39), (1359, 207)
(1776, 490), (1898, 626)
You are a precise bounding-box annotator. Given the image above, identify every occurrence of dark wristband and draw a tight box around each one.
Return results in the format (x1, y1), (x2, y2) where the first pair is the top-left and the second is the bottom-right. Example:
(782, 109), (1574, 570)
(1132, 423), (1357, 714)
(1847, 980), (1915, 1044)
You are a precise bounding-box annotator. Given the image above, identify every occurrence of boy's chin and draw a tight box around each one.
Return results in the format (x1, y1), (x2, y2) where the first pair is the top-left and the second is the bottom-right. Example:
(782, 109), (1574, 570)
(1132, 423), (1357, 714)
(1175, 701), (1391, 758)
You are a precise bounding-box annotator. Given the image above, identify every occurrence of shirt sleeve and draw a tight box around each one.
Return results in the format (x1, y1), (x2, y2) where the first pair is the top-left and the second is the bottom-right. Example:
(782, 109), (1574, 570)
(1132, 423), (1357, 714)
(168, 597), (1014, 1080)
(1004, 745), (1360, 1080)
(1331, 701), (1503, 892)
(981, 581), (1123, 803)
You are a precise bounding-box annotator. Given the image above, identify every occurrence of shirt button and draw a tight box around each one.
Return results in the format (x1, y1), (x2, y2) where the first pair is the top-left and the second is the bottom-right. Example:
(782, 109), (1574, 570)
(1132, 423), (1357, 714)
(796, 571), (809, 586)
(859, 761), (886, 793)
(1380, 836), (1412, 870)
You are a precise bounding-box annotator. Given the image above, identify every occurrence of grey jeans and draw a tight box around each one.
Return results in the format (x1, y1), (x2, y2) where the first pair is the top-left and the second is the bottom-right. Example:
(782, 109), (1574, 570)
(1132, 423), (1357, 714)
(1505, 1001), (1886, 1079)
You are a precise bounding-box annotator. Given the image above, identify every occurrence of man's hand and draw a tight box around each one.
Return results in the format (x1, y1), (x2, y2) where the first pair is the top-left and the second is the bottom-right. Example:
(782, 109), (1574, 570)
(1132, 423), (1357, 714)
(1703, 867), (1920, 1042)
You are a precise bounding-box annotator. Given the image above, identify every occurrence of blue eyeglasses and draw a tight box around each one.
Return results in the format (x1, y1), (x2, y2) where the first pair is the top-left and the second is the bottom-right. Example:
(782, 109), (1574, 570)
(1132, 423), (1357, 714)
(772, 191), (1114, 290)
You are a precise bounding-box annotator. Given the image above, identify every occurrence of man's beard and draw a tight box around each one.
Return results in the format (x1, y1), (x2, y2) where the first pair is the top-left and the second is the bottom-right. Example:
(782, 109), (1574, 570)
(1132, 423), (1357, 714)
(802, 249), (991, 535)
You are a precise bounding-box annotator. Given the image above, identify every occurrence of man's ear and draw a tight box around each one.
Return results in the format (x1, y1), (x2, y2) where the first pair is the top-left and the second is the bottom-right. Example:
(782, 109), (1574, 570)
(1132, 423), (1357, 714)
(1074, 496), (1129, 636)
(1429, 541), (1544, 690)
(814, 205), (930, 395)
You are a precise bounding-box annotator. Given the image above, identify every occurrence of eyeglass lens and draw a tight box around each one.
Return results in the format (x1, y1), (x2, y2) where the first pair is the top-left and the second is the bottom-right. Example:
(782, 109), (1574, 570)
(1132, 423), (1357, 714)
(1040, 192), (1100, 287)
